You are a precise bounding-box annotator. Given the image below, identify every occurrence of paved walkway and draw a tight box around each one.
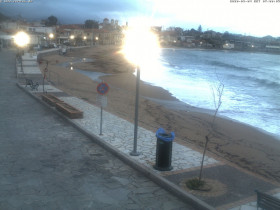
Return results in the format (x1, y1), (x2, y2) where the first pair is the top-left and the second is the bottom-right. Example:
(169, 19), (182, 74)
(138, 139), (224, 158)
(8, 49), (280, 209)
(0, 49), (193, 209)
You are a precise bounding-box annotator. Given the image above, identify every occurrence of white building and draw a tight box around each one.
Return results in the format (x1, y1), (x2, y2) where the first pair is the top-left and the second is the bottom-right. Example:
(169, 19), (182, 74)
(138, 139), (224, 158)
(0, 21), (20, 31)
(25, 26), (55, 35)
(223, 43), (234, 49)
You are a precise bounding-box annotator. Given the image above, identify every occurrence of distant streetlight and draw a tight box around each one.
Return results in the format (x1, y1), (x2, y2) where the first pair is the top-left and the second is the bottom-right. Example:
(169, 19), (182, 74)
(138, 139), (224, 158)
(49, 33), (54, 39)
(70, 35), (75, 40)
(95, 37), (99, 40)
(83, 36), (87, 40)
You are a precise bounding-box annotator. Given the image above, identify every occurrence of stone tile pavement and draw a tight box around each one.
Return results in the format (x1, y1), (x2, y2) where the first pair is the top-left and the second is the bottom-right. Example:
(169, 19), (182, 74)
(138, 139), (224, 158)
(59, 96), (218, 172)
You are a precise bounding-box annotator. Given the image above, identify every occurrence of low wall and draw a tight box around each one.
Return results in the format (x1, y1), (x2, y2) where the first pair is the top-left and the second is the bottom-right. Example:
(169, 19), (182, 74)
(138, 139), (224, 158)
(37, 46), (90, 61)
(37, 49), (59, 61)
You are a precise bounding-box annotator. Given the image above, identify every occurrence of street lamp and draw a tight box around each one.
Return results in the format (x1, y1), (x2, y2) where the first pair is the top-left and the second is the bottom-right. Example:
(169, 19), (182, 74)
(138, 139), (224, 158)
(14, 31), (30, 48)
(122, 25), (160, 156)
(95, 36), (99, 45)
(83, 36), (87, 45)
(14, 31), (30, 72)
(69, 35), (75, 46)
(49, 33), (54, 39)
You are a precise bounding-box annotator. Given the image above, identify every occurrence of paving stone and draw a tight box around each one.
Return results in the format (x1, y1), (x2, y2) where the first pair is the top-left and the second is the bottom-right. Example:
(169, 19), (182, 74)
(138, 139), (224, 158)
(59, 96), (218, 172)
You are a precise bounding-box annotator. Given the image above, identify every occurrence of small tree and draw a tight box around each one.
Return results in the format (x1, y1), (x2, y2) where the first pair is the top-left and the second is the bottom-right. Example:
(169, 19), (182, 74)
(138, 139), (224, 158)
(198, 82), (224, 182)
(186, 80), (224, 190)
(84, 19), (99, 29)
(0, 12), (9, 22)
(45, 15), (58, 26)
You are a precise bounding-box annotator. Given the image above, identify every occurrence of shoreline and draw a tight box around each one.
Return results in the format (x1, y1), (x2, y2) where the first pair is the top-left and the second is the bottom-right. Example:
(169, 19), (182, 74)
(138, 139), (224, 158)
(161, 46), (280, 55)
(143, 95), (280, 140)
(39, 46), (280, 183)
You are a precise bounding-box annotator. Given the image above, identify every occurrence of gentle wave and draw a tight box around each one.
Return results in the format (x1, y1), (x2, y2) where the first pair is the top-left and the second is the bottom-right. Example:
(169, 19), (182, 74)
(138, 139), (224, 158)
(209, 60), (252, 72)
(147, 49), (280, 138)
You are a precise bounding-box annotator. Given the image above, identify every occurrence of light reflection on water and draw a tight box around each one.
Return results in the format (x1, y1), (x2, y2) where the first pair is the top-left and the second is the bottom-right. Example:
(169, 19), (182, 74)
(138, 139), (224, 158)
(58, 58), (94, 68)
(75, 69), (110, 82)
(56, 57), (106, 81)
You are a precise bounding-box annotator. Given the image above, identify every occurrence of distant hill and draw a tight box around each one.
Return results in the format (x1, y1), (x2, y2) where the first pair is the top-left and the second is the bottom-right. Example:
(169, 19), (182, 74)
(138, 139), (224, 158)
(0, 12), (10, 22)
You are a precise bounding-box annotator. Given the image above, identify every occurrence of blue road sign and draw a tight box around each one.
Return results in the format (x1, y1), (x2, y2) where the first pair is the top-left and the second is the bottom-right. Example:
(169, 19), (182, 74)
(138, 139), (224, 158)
(97, 82), (109, 95)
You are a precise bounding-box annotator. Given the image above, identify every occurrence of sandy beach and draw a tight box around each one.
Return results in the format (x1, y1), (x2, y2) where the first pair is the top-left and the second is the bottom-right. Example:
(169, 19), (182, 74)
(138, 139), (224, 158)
(39, 46), (280, 183)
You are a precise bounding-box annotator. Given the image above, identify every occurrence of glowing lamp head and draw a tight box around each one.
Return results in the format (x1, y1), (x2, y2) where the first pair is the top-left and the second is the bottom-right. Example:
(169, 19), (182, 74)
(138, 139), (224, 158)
(49, 33), (54, 39)
(121, 26), (160, 67)
(70, 35), (75, 40)
(14, 31), (30, 47)
(83, 36), (87, 40)
(95, 37), (99, 40)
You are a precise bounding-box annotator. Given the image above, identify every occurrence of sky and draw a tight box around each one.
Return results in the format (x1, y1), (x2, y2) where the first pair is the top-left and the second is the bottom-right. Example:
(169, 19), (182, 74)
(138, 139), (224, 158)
(1, 0), (280, 37)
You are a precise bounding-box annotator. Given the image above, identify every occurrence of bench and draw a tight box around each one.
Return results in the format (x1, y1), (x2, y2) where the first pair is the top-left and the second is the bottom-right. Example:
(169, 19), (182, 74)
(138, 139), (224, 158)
(55, 102), (83, 119)
(25, 79), (39, 91)
(41, 94), (64, 107)
(255, 190), (280, 210)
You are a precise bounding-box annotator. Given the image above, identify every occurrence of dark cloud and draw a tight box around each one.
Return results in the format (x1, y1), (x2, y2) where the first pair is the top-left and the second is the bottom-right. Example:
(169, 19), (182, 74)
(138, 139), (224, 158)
(1, 0), (147, 23)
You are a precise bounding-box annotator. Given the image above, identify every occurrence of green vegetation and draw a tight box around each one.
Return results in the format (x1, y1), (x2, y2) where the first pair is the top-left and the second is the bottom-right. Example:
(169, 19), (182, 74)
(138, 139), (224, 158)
(84, 19), (99, 29)
(0, 12), (10, 22)
(45, 15), (58, 26)
(186, 178), (205, 190)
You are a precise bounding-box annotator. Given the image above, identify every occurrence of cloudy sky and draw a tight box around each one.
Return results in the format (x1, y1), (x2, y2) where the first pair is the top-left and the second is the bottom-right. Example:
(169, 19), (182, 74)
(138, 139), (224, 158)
(1, 0), (279, 37)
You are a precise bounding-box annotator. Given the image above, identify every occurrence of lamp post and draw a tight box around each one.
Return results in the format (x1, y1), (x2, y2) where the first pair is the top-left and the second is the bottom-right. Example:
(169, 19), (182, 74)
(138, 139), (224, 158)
(130, 65), (141, 156)
(49, 33), (54, 47)
(69, 35), (75, 47)
(122, 24), (160, 156)
(83, 36), (87, 46)
(14, 31), (30, 72)
(95, 36), (99, 45)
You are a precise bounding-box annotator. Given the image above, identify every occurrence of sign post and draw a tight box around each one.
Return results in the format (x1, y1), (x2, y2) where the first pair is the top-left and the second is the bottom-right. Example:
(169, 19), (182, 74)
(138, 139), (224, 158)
(96, 82), (109, 136)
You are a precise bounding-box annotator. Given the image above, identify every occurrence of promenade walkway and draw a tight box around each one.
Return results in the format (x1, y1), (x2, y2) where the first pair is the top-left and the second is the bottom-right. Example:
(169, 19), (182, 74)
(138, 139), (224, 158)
(0, 49), (192, 209)
(8, 49), (280, 209)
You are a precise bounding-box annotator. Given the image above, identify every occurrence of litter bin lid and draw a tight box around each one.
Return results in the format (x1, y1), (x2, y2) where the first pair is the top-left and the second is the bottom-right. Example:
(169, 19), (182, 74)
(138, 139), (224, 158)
(156, 128), (175, 142)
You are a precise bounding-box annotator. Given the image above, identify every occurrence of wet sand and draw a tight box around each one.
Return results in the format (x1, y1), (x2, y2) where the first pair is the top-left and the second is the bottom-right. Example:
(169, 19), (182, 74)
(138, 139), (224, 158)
(39, 46), (280, 183)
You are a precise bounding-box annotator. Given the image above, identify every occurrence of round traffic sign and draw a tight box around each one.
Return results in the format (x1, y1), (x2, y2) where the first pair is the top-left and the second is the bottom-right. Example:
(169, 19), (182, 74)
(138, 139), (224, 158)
(97, 82), (109, 95)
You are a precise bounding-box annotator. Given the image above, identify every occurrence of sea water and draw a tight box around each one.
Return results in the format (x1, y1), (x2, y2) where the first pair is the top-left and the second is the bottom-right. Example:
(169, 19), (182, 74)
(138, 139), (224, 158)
(139, 49), (280, 139)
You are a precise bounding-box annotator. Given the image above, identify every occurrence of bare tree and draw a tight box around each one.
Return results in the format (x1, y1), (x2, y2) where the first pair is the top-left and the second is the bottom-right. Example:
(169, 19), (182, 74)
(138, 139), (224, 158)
(198, 81), (224, 183)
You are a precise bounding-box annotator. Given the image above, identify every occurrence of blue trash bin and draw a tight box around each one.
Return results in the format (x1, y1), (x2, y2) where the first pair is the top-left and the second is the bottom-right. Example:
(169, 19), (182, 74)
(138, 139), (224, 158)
(154, 128), (175, 171)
